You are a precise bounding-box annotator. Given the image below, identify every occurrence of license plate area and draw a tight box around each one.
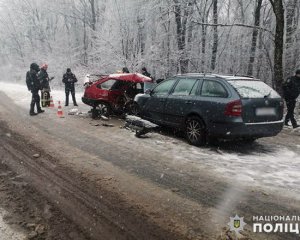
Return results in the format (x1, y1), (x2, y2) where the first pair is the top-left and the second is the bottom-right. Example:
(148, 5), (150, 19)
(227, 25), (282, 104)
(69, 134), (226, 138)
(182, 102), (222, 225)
(255, 107), (276, 116)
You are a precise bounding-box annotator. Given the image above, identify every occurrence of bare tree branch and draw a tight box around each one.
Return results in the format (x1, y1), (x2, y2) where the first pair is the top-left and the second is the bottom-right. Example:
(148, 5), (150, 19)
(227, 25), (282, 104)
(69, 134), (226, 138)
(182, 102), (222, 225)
(191, 20), (275, 38)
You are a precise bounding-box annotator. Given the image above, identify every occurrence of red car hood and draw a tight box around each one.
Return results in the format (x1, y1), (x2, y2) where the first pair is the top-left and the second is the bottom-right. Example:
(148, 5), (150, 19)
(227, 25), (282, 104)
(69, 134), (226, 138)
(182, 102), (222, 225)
(108, 73), (152, 83)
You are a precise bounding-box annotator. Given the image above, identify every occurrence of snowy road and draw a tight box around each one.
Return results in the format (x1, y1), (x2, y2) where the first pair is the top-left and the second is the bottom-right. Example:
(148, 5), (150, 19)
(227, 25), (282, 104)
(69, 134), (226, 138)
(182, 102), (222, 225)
(1, 82), (299, 196)
(1, 82), (300, 239)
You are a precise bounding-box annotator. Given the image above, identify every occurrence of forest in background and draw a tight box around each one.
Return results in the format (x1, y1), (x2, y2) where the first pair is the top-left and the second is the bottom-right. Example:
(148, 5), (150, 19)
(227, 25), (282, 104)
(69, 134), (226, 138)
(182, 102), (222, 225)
(0, 0), (298, 92)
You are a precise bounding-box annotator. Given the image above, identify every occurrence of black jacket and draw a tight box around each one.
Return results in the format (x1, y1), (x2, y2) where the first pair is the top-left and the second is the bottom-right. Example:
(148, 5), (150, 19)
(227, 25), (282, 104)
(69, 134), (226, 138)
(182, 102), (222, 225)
(142, 70), (151, 78)
(26, 69), (41, 92)
(282, 76), (300, 100)
(38, 69), (50, 90)
(62, 72), (77, 89)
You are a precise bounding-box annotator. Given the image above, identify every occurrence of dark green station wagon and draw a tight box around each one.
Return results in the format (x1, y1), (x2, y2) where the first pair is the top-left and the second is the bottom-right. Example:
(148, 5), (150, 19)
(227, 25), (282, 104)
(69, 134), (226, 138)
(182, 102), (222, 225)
(134, 74), (284, 146)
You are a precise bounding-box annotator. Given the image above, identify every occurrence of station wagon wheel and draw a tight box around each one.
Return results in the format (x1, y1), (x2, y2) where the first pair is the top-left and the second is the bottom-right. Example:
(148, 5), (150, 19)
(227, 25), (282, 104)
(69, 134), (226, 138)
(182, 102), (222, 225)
(126, 102), (140, 116)
(92, 102), (110, 119)
(185, 116), (206, 146)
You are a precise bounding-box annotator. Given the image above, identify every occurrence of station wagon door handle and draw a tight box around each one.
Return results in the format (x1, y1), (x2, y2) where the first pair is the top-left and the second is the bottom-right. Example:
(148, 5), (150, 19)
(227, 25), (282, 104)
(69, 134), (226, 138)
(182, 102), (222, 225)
(185, 101), (192, 104)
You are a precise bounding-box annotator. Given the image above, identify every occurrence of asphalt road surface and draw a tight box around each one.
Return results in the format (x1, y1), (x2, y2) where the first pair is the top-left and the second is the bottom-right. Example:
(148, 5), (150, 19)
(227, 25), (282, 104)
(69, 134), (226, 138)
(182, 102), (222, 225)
(1, 82), (300, 240)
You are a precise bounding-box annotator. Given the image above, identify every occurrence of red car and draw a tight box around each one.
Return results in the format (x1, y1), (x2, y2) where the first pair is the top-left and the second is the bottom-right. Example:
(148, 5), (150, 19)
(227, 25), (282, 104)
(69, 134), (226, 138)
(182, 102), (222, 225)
(82, 73), (153, 118)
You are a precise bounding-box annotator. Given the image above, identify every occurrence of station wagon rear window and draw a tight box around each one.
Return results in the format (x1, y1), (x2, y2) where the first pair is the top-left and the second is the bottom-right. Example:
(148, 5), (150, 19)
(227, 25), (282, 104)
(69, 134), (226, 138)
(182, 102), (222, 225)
(228, 80), (280, 99)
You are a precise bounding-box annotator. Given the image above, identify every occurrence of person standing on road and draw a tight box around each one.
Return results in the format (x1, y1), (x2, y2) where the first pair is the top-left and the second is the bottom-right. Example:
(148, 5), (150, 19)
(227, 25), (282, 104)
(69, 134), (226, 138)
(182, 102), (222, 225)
(141, 67), (151, 79)
(62, 68), (78, 106)
(26, 63), (44, 116)
(282, 69), (300, 128)
(38, 63), (53, 107)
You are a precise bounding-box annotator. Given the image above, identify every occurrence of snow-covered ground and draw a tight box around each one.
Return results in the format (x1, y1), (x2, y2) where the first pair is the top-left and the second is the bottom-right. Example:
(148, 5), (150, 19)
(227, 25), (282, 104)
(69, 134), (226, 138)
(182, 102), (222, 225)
(0, 82), (87, 110)
(125, 128), (300, 195)
(0, 209), (25, 240)
(1, 82), (300, 199)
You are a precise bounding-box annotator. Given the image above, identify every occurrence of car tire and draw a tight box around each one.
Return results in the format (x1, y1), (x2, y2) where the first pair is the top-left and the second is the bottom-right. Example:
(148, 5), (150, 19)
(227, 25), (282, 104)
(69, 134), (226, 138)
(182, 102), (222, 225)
(92, 102), (110, 119)
(127, 102), (140, 116)
(185, 116), (206, 146)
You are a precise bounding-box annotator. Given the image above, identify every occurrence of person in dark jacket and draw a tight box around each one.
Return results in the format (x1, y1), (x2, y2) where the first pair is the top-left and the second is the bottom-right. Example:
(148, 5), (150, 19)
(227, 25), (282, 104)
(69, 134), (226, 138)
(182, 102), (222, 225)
(122, 67), (130, 73)
(62, 68), (78, 106)
(282, 69), (300, 128)
(38, 63), (53, 107)
(141, 67), (151, 79)
(26, 63), (44, 116)
(38, 64), (50, 90)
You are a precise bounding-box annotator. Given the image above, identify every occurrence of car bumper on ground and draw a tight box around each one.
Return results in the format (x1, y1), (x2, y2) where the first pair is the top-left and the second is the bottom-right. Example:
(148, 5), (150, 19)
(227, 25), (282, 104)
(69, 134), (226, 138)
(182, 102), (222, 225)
(210, 119), (284, 138)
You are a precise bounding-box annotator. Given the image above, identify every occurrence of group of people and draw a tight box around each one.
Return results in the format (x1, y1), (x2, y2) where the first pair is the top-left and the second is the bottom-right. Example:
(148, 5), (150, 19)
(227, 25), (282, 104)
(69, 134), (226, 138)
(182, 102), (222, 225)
(118, 66), (152, 79)
(26, 63), (78, 116)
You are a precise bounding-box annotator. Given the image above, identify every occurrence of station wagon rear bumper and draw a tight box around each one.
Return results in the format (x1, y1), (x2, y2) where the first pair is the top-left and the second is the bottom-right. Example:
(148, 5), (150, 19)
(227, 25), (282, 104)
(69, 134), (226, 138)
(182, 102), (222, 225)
(209, 119), (284, 139)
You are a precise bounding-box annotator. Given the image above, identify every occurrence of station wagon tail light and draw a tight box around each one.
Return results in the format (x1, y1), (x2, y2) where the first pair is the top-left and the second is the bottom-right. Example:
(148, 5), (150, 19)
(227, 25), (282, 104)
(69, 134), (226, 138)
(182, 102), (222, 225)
(225, 100), (242, 117)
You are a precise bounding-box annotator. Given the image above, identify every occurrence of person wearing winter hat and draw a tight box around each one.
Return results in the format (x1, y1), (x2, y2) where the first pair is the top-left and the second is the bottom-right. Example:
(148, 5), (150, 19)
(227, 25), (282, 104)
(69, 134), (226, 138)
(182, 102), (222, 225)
(141, 67), (152, 79)
(38, 63), (54, 107)
(62, 68), (78, 106)
(39, 64), (49, 90)
(282, 69), (300, 128)
(122, 67), (130, 73)
(26, 63), (44, 116)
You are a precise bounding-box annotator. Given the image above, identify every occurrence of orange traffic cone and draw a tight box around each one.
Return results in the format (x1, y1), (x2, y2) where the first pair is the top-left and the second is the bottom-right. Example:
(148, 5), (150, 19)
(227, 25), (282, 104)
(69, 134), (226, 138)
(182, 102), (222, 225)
(57, 101), (64, 118)
(49, 96), (55, 108)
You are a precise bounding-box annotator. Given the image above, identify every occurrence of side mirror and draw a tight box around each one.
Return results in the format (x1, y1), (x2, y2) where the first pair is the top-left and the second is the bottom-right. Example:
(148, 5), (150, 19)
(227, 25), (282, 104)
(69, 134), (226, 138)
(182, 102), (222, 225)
(145, 89), (152, 95)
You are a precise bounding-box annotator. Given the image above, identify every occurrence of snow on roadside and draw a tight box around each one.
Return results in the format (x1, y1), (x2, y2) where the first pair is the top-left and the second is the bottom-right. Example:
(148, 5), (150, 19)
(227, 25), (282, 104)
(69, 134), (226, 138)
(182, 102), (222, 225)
(133, 130), (300, 196)
(0, 82), (89, 111)
(0, 208), (26, 240)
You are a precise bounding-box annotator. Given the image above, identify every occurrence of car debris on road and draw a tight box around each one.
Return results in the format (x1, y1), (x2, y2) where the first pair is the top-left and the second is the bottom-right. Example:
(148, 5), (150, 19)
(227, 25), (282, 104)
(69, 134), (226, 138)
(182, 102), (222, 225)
(125, 115), (158, 137)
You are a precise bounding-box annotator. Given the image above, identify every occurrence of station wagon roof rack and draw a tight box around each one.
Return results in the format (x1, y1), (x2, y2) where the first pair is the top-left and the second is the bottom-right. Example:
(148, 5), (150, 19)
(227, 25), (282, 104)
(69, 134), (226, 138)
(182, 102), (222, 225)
(176, 73), (259, 81)
(178, 73), (254, 77)
(215, 73), (255, 78)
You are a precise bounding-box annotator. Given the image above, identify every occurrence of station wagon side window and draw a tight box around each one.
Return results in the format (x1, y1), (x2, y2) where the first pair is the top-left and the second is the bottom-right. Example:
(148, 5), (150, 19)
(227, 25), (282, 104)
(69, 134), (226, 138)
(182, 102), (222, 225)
(189, 80), (200, 96)
(201, 80), (228, 98)
(152, 79), (177, 96)
(171, 78), (197, 96)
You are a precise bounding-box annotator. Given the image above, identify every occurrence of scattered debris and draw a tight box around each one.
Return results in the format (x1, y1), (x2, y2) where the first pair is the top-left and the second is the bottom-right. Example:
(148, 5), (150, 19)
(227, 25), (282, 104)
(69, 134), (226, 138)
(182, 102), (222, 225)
(27, 231), (38, 239)
(103, 176), (114, 181)
(171, 188), (180, 193)
(102, 123), (114, 127)
(100, 115), (109, 121)
(94, 123), (100, 126)
(35, 224), (46, 234)
(5, 133), (12, 137)
(125, 115), (158, 138)
(216, 148), (224, 155)
(0, 172), (11, 177)
(68, 108), (79, 115)
(26, 223), (37, 228)
(262, 191), (269, 196)
(32, 154), (40, 158)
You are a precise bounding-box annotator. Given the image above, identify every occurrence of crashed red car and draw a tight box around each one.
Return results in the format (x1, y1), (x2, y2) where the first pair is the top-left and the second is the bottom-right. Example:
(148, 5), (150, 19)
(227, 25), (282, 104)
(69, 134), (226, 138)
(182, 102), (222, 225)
(82, 73), (153, 118)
